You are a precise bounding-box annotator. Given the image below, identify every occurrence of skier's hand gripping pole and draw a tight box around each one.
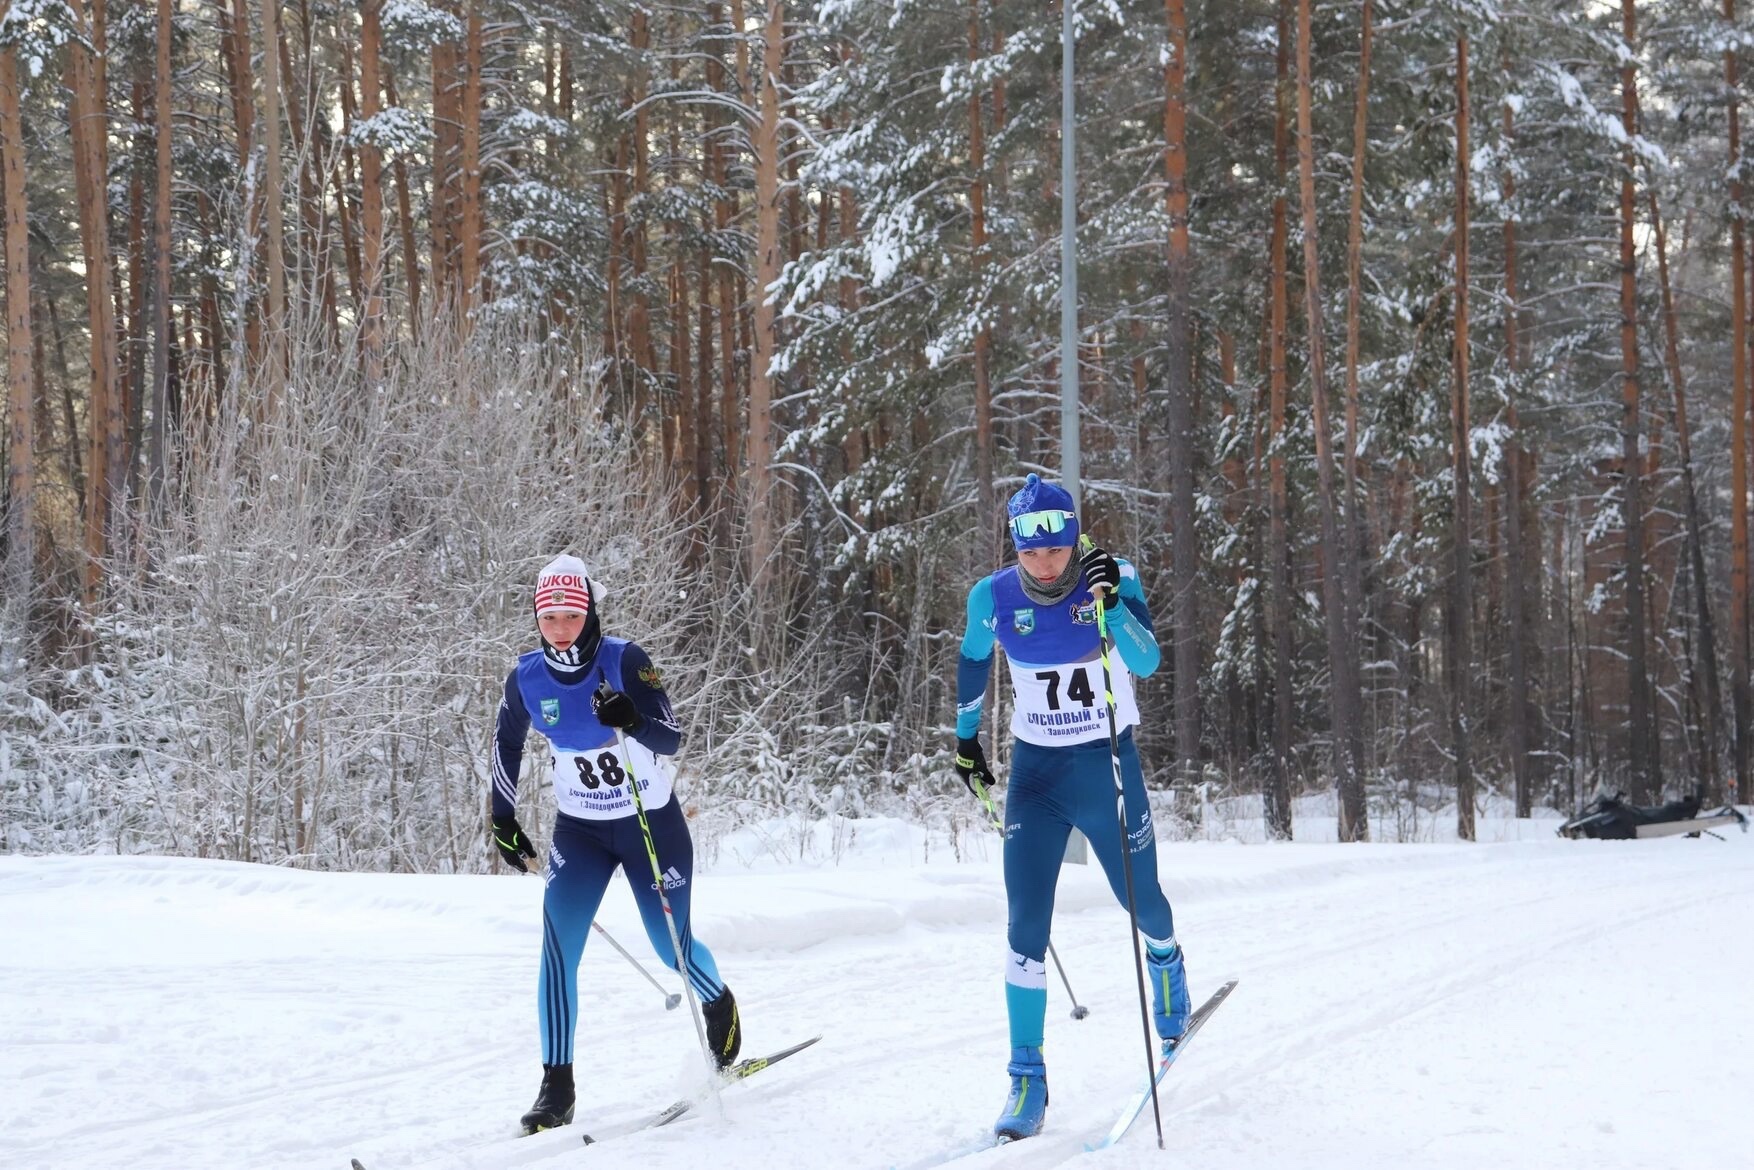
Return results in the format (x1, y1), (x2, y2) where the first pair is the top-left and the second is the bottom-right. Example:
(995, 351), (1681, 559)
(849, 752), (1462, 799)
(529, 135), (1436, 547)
(963, 759), (1089, 1020)
(1081, 534), (1166, 1150)
(598, 680), (724, 1113)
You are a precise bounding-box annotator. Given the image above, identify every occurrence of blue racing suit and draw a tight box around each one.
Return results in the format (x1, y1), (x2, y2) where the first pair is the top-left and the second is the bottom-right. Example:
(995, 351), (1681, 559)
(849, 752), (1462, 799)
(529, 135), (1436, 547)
(956, 561), (1177, 1050)
(493, 638), (724, 1065)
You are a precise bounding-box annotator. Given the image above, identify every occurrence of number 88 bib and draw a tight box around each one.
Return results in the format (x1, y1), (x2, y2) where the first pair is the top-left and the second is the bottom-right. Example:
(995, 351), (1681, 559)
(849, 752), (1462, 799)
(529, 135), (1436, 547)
(548, 736), (675, 820)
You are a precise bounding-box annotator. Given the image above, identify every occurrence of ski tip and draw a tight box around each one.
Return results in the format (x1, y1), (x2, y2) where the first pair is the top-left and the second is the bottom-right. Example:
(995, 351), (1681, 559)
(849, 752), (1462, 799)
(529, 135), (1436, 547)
(350, 1160), (368, 1170)
(581, 1134), (596, 1146)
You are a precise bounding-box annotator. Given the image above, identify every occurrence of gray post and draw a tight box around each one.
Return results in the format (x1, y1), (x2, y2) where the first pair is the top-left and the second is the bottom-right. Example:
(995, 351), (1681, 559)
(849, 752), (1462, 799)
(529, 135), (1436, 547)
(1060, 0), (1081, 519)
(1061, 0), (1089, 866)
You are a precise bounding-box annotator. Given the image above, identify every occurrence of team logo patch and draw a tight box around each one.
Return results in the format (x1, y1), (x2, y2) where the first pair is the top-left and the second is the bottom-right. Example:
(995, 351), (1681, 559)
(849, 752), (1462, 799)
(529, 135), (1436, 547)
(638, 664), (665, 690)
(1070, 599), (1099, 626)
(549, 589), (567, 606)
(1012, 608), (1036, 635)
(540, 698), (561, 725)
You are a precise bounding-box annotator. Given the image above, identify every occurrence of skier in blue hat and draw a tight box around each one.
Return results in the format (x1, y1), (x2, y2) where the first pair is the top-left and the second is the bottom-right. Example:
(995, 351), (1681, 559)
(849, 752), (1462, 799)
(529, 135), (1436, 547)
(953, 474), (1191, 1141)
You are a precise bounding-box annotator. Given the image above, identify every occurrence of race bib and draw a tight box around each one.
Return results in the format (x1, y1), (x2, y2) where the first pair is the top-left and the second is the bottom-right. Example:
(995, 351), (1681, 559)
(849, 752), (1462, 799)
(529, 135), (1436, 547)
(548, 736), (674, 820)
(1007, 656), (1139, 746)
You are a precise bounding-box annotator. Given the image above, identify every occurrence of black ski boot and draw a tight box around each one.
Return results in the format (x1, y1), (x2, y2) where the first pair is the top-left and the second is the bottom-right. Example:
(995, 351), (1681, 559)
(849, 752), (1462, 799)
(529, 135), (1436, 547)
(520, 1063), (575, 1134)
(703, 986), (741, 1070)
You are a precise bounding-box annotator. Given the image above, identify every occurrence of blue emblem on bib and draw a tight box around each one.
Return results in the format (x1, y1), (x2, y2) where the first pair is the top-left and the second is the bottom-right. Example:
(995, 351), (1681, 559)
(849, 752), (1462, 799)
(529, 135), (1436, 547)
(1013, 608), (1036, 635)
(540, 698), (561, 725)
(1070, 599), (1099, 626)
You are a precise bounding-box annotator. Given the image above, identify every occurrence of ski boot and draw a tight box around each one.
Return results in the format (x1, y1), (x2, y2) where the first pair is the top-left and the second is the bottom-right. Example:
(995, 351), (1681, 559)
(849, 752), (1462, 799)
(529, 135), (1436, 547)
(1147, 941), (1192, 1051)
(519, 1063), (575, 1134)
(703, 986), (741, 1070)
(992, 1046), (1048, 1141)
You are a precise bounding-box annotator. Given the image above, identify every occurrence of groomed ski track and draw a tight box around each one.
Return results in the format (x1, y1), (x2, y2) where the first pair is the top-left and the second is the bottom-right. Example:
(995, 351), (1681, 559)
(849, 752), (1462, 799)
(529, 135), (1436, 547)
(4, 826), (1751, 1170)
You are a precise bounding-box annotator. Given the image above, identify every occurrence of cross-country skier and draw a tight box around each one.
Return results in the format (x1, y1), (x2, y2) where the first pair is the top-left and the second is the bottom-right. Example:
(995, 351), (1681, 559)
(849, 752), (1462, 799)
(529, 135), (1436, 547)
(953, 475), (1191, 1141)
(490, 554), (741, 1134)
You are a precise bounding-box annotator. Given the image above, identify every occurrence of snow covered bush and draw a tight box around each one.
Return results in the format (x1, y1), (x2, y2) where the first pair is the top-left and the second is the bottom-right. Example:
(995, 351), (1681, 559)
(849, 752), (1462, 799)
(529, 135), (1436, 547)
(20, 317), (700, 870)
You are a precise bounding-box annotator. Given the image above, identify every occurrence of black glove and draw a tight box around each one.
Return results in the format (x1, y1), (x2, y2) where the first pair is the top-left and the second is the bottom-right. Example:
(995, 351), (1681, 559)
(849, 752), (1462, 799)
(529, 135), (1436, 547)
(592, 687), (644, 733)
(954, 736), (993, 796)
(1080, 545), (1122, 607)
(490, 813), (539, 873)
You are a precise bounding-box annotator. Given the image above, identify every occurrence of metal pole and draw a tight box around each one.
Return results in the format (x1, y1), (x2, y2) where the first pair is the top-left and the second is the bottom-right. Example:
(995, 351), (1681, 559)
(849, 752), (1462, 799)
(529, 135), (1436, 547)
(1060, 0), (1089, 867)
(1060, 0), (1080, 517)
(591, 920), (683, 1010)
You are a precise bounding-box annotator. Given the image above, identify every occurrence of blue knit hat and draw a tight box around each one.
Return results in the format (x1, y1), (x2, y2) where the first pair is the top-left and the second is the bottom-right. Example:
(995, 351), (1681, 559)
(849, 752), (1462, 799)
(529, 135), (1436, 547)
(1007, 474), (1080, 550)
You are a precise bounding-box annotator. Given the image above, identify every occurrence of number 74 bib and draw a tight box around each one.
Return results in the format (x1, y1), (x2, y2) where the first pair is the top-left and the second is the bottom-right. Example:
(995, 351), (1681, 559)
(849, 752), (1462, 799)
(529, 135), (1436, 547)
(548, 736), (674, 820)
(1007, 655), (1140, 747)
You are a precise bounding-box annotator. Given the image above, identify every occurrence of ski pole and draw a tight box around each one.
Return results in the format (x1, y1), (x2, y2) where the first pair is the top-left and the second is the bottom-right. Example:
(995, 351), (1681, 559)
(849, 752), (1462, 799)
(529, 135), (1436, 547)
(592, 920), (683, 1010)
(1082, 536), (1166, 1150)
(967, 772), (1090, 1020)
(598, 681), (723, 1114)
(522, 866), (685, 1012)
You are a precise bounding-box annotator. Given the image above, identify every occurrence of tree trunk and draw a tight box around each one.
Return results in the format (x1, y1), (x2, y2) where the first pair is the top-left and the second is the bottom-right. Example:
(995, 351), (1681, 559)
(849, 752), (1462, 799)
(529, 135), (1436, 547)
(431, 19), (461, 309)
(628, 9), (657, 424)
(1452, 37), (1476, 841)
(68, 0), (119, 605)
(1341, 0), (1373, 718)
(1295, 0), (1368, 840)
(605, 129), (627, 404)
(1650, 189), (1723, 799)
(1618, 0), (1656, 802)
(2, 45), (32, 592)
(667, 27), (691, 487)
(1266, 0), (1294, 841)
(125, 74), (146, 496)
(260, 0), (288, 389)
(333, 30), (365, 320)
(970, 0), (995, 564)
(748, 0), (785, 586)
(279, 10), (335, 339)
(696, 244), (716, 518)
(460, 1), (483, 316)
(382, 67), (422, 324)
(1164, 0), (1200, 781)
(147, 0), (174, 517)
(45, 293), (87, 515)
(360, 0), (387, 383)
(1501, 50), (1534, 818)
(220, 0), (260, 363)
(706, 3), (740, 530)
(1728, 0), (1751, 805)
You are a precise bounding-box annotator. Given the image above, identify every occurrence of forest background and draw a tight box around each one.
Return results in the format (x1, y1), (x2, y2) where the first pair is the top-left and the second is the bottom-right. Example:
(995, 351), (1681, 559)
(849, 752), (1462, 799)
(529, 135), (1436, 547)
(1, 0), (1745, 870)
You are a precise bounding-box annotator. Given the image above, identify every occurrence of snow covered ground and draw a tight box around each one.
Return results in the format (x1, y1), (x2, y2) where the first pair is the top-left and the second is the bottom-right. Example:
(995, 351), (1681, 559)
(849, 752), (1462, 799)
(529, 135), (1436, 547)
(5, 816), (1751, 1170)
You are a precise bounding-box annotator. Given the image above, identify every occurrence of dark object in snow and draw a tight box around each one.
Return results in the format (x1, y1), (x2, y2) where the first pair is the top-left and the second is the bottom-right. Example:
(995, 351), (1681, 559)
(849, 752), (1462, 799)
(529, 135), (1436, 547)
(520, 1062), (576, 1134)
(1557, 791), (1748, 841)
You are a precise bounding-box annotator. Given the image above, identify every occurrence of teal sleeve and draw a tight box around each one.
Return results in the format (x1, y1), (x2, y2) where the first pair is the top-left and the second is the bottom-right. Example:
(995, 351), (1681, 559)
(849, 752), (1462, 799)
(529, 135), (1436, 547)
(956, 577), (997, 738)
(1104, 561), (1161, 679)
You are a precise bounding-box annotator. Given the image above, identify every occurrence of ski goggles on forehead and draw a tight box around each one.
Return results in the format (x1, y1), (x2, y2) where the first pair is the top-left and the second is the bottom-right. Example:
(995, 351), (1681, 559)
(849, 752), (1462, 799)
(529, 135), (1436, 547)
(1009, 509), (1075, 540)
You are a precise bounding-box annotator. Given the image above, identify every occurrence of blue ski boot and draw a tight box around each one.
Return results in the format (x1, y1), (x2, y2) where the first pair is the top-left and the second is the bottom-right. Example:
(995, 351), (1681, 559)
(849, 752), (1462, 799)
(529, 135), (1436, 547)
(1147, 941), (1191, 1049)
(993, 1046), (1048, 1141)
